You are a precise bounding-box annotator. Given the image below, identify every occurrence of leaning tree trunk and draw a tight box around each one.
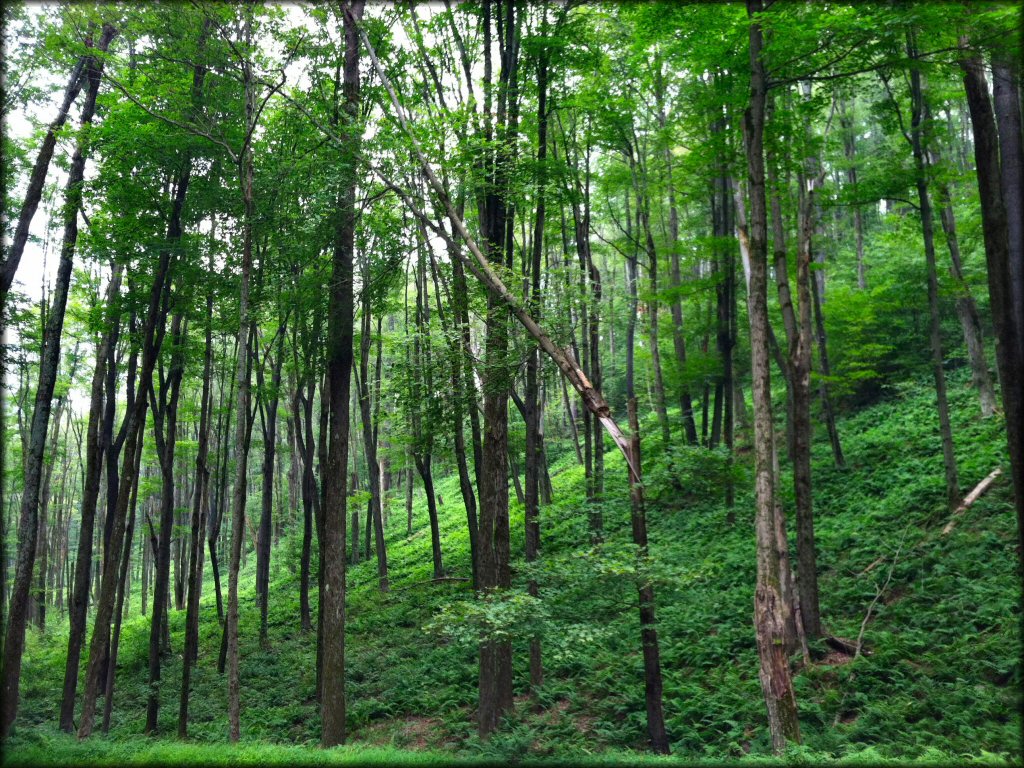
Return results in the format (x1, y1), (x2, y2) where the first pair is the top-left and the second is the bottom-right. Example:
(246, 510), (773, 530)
(0, 24), (113, 312)
(1, 28), (115, 734)
(935, 181), (998, 417)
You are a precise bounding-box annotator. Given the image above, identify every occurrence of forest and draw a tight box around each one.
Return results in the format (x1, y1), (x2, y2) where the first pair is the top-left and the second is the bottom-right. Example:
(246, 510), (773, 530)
(0, 0), (1021, 764)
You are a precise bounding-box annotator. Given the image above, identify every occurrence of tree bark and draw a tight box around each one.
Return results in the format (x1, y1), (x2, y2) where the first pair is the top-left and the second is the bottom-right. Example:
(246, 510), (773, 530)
(743, 0), (801, 751)
(793, 80), (822, 641)
(524, 25), (548, 694)
(960, 40), (1024, 556)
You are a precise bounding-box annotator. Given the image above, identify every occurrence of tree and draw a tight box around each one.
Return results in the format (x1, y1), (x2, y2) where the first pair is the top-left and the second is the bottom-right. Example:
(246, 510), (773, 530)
(320, 0), (365, 747)
(2, 23), (116, 735)
(742, 0), (801, 751)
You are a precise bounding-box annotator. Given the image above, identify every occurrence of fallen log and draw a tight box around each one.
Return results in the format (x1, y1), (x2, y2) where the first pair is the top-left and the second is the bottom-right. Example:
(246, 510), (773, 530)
(942, 468), (1002, 535)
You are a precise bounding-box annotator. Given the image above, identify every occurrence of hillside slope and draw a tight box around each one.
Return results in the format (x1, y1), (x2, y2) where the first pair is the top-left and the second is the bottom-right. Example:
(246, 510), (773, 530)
(3, 369), (1020, 765)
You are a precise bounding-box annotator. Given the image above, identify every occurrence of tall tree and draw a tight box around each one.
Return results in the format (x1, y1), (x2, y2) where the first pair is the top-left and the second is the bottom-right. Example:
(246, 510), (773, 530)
(742, 0), (801, 751)
(1, 25), (116, 735)
(320, 0), (365, 747)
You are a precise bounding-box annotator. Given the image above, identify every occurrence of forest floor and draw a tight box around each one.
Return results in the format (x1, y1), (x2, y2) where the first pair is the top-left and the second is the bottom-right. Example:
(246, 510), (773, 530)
(2, 368), (1020, 766)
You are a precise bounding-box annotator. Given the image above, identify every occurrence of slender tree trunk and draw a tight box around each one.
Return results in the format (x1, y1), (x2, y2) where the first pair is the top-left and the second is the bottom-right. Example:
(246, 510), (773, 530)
(1, 28), (115, 733)
(358, 301), (388, 592)
(321, 1), (364, 746)
(743, 1), (801, 750)
(809, 254), (844, 468)
(633, 160), (670, 447)
(792, 80), (822, 641)
(296, 384), (316, 633)
(935, 183), (997, 417)
(626, 399), (669, 753)
(907, 37), (960, 512)
(414, 456), (444, 579)
(209, 338), (236, 627)
(660, 78), (699, 445)
(145, 312), (186, 735)
(838, 91), (867, 289)
(0, 26), (109, 311)
(449, 226), (480, 584)
(179, 256), (215, 736)
(524, 28), (548, 694)
(59, 264), (122, 732)
(100, 427), (142, 734)
(257, 326), (285, 645)
(226, 8), (261, 740)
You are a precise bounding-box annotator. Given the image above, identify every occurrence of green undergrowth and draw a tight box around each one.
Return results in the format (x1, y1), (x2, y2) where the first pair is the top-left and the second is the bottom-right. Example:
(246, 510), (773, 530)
(3, 367), (1020, 766)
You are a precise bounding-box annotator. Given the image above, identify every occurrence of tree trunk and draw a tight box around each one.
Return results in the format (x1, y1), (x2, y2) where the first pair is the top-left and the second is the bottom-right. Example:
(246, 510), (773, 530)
(449, 223), (480, 586)
(838, 91), (867, 289)
(524, 29), (548, 694)
(743, 1), (802, 750)
(935, 182), (998, 417)
(793, 80), (822, 641)
(960, 40), (1024, 557)
(226, 8), (261, 740)
(257, 324), (285, 645)
(0, 25), (112, 311)
(405, 457), (414, 536)
(1, 28), (115, 734)
(145, 311), (185, 735)
(321, 0), (364, 747)
(59, 264), (123, 732)
(295, 383), (316, 633)
(100, 427), (143, 734)
(414, 456), (444, 579)
(358, 302), (388, 591)
(626, 399), (669, 753)
(992, 54), (1024, 355)
(659, 69), (699, 445)
(907, 36), (960, 512)
(179, 253), (215, 737)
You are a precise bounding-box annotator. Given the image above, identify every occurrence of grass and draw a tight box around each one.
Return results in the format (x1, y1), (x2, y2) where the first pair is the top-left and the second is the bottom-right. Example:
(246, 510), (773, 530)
(2, 366), (1020, 765)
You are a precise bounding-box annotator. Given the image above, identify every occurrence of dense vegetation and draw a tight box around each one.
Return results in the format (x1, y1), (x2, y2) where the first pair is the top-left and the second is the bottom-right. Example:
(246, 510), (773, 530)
(1, 1), (1021, 765)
